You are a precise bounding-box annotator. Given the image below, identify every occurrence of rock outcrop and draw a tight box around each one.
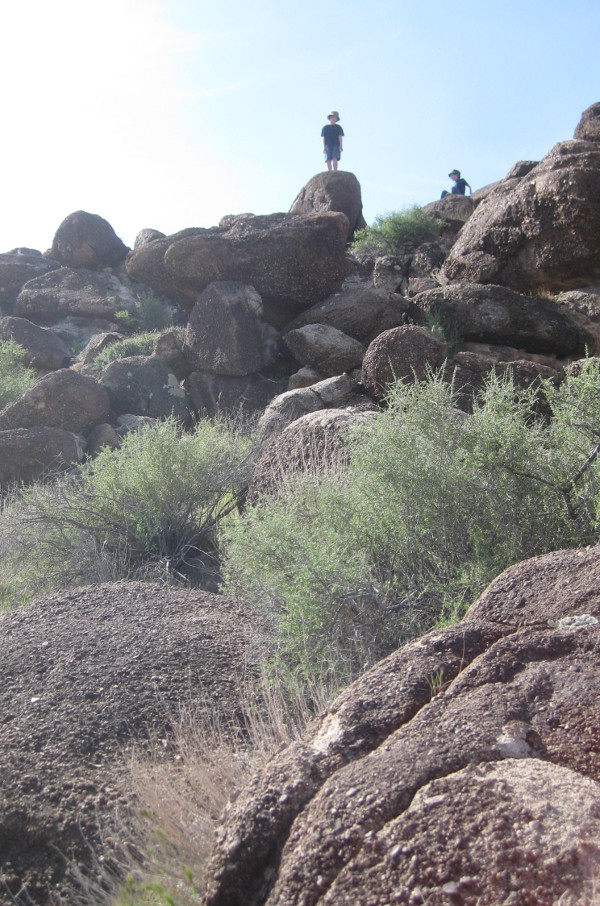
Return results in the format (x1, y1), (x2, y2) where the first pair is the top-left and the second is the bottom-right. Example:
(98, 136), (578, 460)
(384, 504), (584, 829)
(0, 582), (260, 904)
(46, 210), (129, 270)
(0, 369), (111, 433)
(361, 324), (447, 399)
(0, 316), (71, 371)
(0, 427), (85, 486)
(127, 212), (349, 326)
(289, 171), (366, 240)
(204, 544), (600, 906)
(442, 125), (600, 292)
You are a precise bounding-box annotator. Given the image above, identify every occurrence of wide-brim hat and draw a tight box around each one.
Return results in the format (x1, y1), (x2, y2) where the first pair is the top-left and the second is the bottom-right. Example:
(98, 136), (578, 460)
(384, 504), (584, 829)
(328, 110), (340, 120)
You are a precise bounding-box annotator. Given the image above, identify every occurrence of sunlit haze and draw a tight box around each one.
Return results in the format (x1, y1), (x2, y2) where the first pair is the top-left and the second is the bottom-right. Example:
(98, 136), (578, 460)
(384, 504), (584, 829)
(1, 0), (597, 252)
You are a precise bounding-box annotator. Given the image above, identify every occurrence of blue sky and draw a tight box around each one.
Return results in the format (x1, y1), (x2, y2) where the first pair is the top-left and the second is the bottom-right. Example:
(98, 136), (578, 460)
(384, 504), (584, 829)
(1, 0), (598, 252)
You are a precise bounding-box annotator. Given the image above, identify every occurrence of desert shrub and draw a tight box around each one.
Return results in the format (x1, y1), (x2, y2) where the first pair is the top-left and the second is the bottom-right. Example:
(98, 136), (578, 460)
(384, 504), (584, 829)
(0, 339), (37, 408)
(0, 416), (254, 604)
(95, 331), (160, 365)
(223, 367), (600, 683)
(351, 204), (443, 262)
(117, 280), (178, 333)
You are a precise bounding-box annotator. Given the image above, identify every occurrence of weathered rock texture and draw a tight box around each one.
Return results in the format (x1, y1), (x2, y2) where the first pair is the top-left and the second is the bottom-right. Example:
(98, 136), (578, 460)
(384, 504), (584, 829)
(126, 213), (349, 326)
(0, 583), (260, 905)
(0, 251), (60, 314)
(0, 316), (71, 370)
(99, 355), (192, 423)
(204, 544), (600, 906)
(442, 132), (600, 291)
(289, 171), (366, 240)
(410, 283), (591, 356)
(183, 281), (269, 376)
(0, 369), (111, 433)
(361, 325), (447, 399)
(283, 324), (365, 376)
(0, 427), (85, 487)
(574, 102), (600, 143)
(47, 210), (129, 270)
(14, 267), (137, 326)
(248, 405), (377, 501)
(285, 284), (410, 344)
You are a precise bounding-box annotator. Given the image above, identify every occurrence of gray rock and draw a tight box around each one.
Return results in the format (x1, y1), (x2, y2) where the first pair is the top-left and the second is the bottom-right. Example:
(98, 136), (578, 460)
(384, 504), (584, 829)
(0, 369), (111, 433)
(0, 426), (85, 487)
(283, 324), (365, 376)
(47, 210), (128, 270)
(0, 317), (71, 371)
(99, 356), (192, 424)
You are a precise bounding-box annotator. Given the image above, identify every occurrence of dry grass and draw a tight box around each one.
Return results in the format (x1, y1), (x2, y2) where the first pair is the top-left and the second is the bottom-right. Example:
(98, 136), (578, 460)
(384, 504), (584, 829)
(73, 680), (333, 906)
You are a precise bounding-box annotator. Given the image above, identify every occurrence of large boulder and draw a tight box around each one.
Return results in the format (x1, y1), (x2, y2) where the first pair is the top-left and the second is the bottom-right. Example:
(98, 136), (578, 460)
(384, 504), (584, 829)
(289, 171), (366, 240)
(0, 582), (260, 904)
(47, 210), (128, 270)
(283, 324), (365, 376)
(285, 284), (410, 344)
(0, 316), (71, 371)
(183, 282), (274, 376)
(14, 267), (138, 326)
(361, 325), (447, 400)
(574, 101), (600, 143)
(99, 355), (192, 423)
(0, 251), (60, 314)
(184, 371), (286, 419)
(441, 137), (600, 292)
(446, 344), (562, 412)
(410, 283), (591, 356)
(126, 213), (349, 328)
(423, 195), (477, 236)
(204, 545), (600, 906)
(0, 426), (85, 487)
(257, 373), (361, 440)
(0, 369), (111, 433)
(248, 405), (377, 501)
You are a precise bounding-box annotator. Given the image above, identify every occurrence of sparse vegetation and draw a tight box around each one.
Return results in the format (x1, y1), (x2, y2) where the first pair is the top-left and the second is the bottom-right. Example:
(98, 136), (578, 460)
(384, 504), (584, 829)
(95, 331), (161, 365)
(351, 204), (443, 262)
(223, 365), (600, 683)
(117, 280), (178, 333)
(0, 416), (254, 604)
(0, 338), (37, 408)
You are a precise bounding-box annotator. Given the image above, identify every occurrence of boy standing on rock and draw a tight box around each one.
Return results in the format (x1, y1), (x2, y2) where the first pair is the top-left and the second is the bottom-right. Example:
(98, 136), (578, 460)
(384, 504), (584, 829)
(321, 111), (344, 171)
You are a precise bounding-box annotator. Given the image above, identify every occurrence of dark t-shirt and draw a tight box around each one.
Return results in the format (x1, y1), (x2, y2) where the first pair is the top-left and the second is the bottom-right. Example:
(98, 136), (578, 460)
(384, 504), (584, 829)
(451, 178), (469, 195)
(321, 123), (344, 147)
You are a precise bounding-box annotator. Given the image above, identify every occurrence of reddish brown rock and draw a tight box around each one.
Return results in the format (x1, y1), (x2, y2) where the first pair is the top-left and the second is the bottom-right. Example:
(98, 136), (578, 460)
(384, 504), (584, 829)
(204, 543), (600, 906)
(361, 325), (447, 399)
(441, 139), (600, 292)
(574, 101), (600, 142)
(289, 171), (366, 240)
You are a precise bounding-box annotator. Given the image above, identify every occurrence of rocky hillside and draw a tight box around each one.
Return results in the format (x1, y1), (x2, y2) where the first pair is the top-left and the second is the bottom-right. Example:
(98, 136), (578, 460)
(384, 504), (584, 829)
(1, 103), (600, 904)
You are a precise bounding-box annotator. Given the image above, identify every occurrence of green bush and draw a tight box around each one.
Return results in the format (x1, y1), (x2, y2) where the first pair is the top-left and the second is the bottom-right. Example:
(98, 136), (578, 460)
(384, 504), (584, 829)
(95, 331), (161, 365)
(223, 367), (600, 683)
(351, 205), (443, 262)
(0, 339), (37, 408)
(0, 417), (254, 604)
(117, 280), (177, 333)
